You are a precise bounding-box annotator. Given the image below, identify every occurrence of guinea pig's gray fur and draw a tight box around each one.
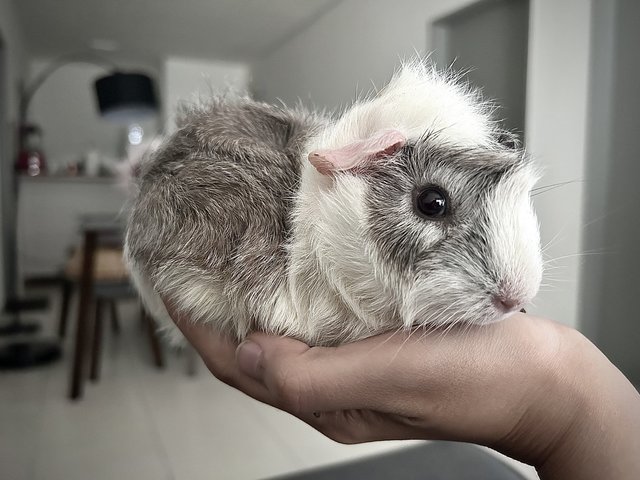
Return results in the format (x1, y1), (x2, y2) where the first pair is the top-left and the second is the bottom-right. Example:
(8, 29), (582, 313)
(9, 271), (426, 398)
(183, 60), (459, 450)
(124, 61), (543, 346)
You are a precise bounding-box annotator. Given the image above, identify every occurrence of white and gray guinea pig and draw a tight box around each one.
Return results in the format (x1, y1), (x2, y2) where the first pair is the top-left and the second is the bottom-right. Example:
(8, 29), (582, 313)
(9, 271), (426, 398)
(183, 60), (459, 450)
(124, 61), (543, 346)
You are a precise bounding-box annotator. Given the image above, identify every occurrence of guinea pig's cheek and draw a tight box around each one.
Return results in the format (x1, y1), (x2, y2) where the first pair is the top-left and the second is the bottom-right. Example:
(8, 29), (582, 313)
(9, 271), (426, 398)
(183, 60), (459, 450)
(401, 270), (473, 327)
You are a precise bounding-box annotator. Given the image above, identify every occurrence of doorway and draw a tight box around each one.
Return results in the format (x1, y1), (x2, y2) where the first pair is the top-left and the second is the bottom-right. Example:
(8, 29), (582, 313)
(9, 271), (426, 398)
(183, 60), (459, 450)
(0, 32), (9, 307)
(432, 0), (530, 137)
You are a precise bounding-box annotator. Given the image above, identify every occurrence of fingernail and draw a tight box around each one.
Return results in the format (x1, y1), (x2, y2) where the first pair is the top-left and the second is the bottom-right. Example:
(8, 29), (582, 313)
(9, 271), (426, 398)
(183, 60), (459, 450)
(236, 340), (263, 380)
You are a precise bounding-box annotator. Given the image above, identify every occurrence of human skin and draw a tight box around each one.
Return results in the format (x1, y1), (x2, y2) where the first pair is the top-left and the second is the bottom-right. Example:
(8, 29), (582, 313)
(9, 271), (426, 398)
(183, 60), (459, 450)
(169, 310), (640, 480)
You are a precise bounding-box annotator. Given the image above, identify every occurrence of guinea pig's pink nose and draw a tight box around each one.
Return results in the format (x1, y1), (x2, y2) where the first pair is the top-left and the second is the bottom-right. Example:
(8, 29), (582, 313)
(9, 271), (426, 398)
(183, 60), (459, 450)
(492, 294), (521, 313)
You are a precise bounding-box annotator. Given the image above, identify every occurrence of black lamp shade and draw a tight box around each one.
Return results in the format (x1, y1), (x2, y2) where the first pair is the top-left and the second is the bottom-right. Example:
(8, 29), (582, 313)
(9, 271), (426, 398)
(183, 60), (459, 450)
(95, 72), (158, 123)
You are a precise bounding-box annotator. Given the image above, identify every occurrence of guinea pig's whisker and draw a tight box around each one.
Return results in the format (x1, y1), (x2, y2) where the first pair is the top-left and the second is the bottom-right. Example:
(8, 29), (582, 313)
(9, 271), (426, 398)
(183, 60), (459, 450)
(388, 325), (425, 365)
(458, 315), (479, 342)
(393, 299), (464, 361)
(545, 250), (607, 264)
(579, 203), (630, 229)
(440, 316), (469, 344)
(436, 318), (458, 342)
(540, 277), (571, 285)
(541, 271), (569, 279)
(530, 180), (581, 197)
(541, 232), (563, 253)
(537, 286), (556, 293)
(367, 325), (407, 355)
(538, 285), (559, 292)
(427, 300), (463, 333)
(420, 318), (444, 340)
(541, 274), (566, 283)
(541, 262), (566, 270)
(433, 304), (467, 343)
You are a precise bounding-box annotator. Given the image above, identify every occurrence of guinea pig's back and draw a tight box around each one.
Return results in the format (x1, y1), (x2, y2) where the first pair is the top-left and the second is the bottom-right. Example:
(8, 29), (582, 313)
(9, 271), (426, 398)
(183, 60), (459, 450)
(125, 97), (322, 338)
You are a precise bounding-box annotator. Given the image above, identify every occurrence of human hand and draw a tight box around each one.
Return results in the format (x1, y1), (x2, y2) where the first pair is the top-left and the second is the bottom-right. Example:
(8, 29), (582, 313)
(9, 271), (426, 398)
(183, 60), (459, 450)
(170, 310), (640, 480)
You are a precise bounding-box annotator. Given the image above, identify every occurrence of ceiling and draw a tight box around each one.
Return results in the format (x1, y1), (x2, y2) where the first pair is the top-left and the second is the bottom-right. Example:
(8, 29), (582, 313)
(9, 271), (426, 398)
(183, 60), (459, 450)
(13, 0), (342, 63)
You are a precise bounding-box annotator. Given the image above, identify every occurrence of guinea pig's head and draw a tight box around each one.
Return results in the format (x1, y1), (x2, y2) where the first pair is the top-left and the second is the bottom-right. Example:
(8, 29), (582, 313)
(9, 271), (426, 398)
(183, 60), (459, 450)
(306, 65), (542, 329)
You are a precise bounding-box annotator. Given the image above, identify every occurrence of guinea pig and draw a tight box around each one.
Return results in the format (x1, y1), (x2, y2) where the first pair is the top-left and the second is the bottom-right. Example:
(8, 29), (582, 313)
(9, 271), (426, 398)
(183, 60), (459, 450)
(124, 61), (543, 346)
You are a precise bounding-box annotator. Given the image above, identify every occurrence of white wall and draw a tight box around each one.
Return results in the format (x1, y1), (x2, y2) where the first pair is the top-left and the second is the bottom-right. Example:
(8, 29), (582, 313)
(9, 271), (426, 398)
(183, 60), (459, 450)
(251, 0), (593, 331)
(163, 56), (249, 132)
(16, 177), (128, 276)
(252, 0), (477, 110)
(0, 0), (27, 307)
(524, 0), (592, 330)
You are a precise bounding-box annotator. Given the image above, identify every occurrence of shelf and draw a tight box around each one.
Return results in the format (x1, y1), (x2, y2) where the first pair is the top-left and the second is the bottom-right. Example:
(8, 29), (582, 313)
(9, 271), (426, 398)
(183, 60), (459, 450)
(18, 175), (118, 185)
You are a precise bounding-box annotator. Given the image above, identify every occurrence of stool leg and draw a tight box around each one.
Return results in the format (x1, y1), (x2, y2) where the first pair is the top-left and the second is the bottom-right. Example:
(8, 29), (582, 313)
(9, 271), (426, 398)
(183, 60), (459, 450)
(139, 303), (146, 332)
(143, 309), (165, 369)
(69, 230), (97, 400)
(186, 346), (198, 376)
(90, 299), (104, 382)
(58, 279), (73, 338)
(109, 300), (121, 335)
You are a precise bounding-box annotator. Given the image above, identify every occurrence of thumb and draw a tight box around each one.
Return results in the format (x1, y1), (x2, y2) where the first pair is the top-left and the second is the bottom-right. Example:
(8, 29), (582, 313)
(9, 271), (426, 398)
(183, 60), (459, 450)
(236, 334), (309, 382)
(235, 333), (395, 414)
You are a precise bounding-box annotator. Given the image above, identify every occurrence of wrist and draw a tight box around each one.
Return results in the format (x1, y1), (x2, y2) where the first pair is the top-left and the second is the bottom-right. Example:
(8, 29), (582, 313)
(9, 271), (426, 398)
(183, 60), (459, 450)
(535, 327), (640, 479)
(499, 321), (640, 479)
(490, 320), (584, 467)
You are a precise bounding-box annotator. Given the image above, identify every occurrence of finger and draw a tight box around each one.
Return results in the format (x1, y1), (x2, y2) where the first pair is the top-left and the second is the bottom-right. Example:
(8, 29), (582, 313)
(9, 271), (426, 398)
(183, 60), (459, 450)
(236, 332), (409, 414)
(169, 313), (278, 408)
(306, 409), (433, 445)
(177, 322), (427, 444)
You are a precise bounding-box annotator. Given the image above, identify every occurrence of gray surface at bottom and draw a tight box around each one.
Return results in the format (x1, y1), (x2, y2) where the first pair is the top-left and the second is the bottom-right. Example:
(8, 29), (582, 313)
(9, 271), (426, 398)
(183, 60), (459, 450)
(266, 441), (527, 480)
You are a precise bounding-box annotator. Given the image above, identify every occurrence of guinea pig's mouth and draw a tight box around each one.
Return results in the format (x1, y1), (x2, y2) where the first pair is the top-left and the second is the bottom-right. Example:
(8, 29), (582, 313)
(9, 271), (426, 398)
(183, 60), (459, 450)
(487, 301), (528, 324)
(404, 282), (531, 328)
(489, 308), (527, 324)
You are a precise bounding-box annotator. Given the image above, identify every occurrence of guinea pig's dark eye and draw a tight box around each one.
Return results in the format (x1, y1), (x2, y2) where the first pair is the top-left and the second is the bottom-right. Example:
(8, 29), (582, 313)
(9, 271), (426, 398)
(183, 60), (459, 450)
(415, 186), (448, 219)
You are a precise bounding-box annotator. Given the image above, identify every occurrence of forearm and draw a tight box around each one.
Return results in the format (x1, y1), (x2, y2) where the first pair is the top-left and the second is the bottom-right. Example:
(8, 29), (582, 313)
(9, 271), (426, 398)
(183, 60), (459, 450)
(535, 330), (640, 480)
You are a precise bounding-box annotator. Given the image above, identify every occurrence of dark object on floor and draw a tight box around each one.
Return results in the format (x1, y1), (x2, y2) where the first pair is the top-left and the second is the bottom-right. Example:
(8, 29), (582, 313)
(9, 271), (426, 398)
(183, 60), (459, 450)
(0, 296), (49, 335)
(0, 338), (62, 369)
(0, 295), (62, 369)
(267, 441), (526, 480)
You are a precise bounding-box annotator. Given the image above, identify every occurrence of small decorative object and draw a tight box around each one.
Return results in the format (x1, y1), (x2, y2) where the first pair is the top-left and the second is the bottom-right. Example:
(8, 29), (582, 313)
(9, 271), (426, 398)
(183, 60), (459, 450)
(15, 124), (47, 176)
(84, 149), (101, 177)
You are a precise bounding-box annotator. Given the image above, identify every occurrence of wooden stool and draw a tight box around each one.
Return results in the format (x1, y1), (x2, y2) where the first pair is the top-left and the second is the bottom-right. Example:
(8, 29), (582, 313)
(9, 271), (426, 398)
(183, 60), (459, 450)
(66, 220), (164, 400)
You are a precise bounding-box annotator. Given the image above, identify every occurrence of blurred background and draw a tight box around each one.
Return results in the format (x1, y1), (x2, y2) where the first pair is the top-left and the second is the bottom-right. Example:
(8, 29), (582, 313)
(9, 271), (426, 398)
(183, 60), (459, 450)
(0, 1), (638, 479)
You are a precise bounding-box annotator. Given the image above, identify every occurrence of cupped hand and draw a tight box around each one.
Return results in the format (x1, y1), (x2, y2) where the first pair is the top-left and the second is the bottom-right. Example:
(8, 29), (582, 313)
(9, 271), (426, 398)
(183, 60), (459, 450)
(170, 310), (640, 480)
(173, 312), (569, 457)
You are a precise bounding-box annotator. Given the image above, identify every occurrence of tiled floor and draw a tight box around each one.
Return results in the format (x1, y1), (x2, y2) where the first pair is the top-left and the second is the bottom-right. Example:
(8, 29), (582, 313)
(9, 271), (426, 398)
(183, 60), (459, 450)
(0, 288), (538, 480)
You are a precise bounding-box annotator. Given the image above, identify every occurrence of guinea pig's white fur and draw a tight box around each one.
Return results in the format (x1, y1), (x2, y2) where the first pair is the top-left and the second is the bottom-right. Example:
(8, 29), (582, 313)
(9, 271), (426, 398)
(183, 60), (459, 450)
(127, 61), (542, 346)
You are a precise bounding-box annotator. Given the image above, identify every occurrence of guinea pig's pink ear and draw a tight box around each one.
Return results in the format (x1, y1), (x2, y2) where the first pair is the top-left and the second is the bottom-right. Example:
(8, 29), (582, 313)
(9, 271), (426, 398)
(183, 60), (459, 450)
(308, 129), (406, 175)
